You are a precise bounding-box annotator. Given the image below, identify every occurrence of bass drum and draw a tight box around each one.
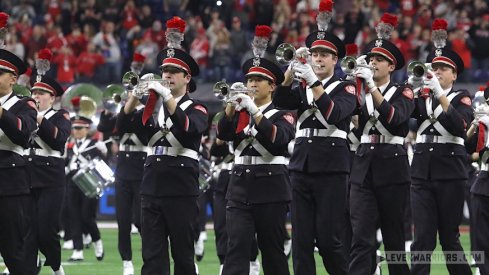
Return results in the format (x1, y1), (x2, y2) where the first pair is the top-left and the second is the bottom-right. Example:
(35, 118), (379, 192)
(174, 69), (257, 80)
(72, 157), (115, 198)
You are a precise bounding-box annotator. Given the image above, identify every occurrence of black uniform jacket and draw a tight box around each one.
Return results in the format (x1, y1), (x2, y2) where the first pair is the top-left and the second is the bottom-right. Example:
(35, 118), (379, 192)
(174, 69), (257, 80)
(349, 82), (415, 186)
(217, 103), (295, 204)
(0, 94), (37, 196)
(273, 76), (357, 174)
(27, 108), (71, 188)
(109, 107), (148, 181)
(411, 88), (473, 181)
(117, 94), (208, 197)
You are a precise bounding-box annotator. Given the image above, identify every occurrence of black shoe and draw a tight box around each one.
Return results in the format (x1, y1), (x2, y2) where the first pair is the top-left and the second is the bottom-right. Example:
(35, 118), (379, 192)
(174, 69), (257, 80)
(196, 251), (204, 262)
(96, 252), (104, 261)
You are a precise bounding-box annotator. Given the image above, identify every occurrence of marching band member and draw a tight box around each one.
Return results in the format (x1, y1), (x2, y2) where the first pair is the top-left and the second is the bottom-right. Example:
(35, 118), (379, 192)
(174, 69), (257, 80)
(65, 111), (106, 262)
(273, 1), (357, 273)
(0, 44), (37, 274)
(118, 16), (208, 275)
(23, 74), (71, 275)
(100, 53), (148, 275)
(218, 25), (295, 275)
(209, 100), (261, 275)
(466, 87), (489, 275)
(409, 19), (473, 274)
(348, 13), (414, 274)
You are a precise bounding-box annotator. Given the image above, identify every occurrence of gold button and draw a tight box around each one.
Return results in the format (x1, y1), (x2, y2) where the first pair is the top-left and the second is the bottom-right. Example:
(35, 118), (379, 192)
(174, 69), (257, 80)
(370, 146), (375, 150)
(246, 169), (250, 173)
(308, 140), (312, 143)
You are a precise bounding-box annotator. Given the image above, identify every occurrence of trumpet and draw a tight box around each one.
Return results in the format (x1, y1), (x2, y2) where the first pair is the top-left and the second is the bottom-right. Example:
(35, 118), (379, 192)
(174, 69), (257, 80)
(275, 43), (298, 66)
(340, 56), (374, 75)
(122, 71), (169, 98)
(407, 61), (432, 80)
(213, 81), (255, 102)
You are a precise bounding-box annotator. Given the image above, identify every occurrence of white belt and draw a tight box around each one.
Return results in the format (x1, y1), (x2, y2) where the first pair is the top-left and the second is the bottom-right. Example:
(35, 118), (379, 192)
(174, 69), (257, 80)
(148, 146), (199, 160)
(218, 162), (234, 170)
(481, 162), (489, 172)
(361, 135), (405, 145)
(25, 148), (62, 158)
(295, 128), (347, 139)
(234, 155), (288, 165)
(415, 134), (464, 145)
(119, 144), (148, 153)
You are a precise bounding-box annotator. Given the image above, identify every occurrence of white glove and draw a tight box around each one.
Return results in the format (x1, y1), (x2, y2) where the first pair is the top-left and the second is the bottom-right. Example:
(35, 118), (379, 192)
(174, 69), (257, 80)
(234, 93), (260, 116)
(294, 63), (319, 86)
(408, 75), (423, 88)
(355, 66), (375, 91)
(479, 115), (489, 128)
(356, 55), (368, 66)
(147, 82), (172, 102)
(295, 46), (310, 62)
(423, 70), (444, 99)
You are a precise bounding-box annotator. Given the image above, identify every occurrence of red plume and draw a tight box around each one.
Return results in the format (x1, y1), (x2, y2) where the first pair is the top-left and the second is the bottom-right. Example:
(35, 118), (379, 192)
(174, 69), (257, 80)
(71, 96), (81, 108)
(133, 52), (146, 63)
(166, 16), (186, 33)
(480, 86), (486, 91)
(24, 67), (32, 77)
(380, 13), (398, 27)
(345, 44), (359, 56)
(255, 25), (272, 38)
(38, 48), (53, 61)
(319, 0), (334, 12)
(0, 12), (8, 28)
(432, 19), (448, 31)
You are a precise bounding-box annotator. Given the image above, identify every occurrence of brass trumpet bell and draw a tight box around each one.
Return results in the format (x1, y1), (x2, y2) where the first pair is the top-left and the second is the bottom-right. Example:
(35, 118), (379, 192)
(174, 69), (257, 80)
(103, 84), (126, 113)
(122, 71), (139, 91)
(213, 81), (230, 100)
(407, 61), (430, 79)
(340, 56), (357, 75)
(275, 43), (296, 66)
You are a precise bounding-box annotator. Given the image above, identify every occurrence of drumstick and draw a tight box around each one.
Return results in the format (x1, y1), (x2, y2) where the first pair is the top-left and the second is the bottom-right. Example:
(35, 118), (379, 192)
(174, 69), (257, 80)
(78, 137), (115, 154)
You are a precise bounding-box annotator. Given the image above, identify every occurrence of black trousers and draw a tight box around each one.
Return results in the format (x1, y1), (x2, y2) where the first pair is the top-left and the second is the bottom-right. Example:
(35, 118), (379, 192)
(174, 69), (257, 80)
(471, 193), (489, 275)
(141, 195), (197, 275)
(410, 178), (472, 275)
(290, 171), (348, 275)
(349, 181), (410, 275)
(222, 200), (290, 275)
(68, 183), (101, 251)
(115, 178), (141, 261)
(213, 189), (259, 265)
(0, 195), (30, 275)
(24, 187), (64, 273)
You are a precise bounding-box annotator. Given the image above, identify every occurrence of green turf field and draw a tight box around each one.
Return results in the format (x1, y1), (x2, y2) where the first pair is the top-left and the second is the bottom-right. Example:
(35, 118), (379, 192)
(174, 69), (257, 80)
(12, 227), (476, 274)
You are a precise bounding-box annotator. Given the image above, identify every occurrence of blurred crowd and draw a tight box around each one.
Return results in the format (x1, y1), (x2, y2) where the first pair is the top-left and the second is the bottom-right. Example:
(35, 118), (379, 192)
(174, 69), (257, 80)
(1, 0), (488, 88)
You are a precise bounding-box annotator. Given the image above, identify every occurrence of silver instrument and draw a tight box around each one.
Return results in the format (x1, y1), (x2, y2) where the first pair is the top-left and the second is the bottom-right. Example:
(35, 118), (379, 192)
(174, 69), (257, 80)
(473, 91), (489, 120)
(275, 43), (298, 66)
(72, 157), (115, 198)
(340, 56), (374, 75)
(407, 61), (432, 84)
(122, 71), (169, 98)
(213, 81), (255, 102)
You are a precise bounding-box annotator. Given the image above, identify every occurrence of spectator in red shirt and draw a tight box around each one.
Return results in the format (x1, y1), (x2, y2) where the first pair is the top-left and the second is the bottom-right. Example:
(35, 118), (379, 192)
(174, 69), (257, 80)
(66, 25), (89, 56)
(143, 21), (166, 50)
(450, 29), (472, 82)
(121, 1), (138, 31)
(52, 46), (77, 87)
(76, 42), (105, 83)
